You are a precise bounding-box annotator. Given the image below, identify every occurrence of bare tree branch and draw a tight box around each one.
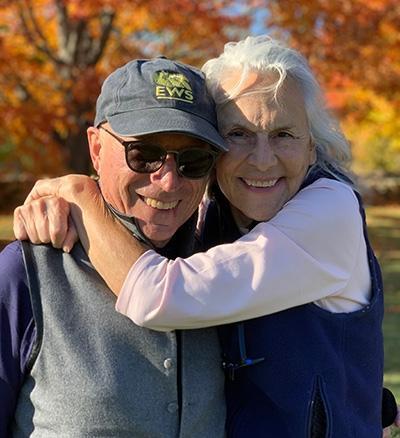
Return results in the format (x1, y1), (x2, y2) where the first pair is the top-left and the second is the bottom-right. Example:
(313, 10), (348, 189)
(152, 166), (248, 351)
(17, 0), (65, 66)
(24, 0), (63, 64)
(54, 0), (71, 62)
(70, 19), (85, 66)
(86, 9), (115, 66)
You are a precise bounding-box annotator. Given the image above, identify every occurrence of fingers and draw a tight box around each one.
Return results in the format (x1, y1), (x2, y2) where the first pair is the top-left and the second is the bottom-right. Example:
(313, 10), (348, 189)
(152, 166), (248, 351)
(61, 218), (79, 253)
(13, 206), (29, 241)
(47, 197), (74, 248)
(13, 196), (72, 248)
(24, 178), (63, 204)
(24, 174), (97, 205)
(14, 202), (43, 243)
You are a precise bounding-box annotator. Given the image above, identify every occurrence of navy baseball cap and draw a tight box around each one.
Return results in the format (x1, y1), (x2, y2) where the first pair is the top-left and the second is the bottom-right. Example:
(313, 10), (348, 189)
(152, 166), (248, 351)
(94, 57), (228, 152)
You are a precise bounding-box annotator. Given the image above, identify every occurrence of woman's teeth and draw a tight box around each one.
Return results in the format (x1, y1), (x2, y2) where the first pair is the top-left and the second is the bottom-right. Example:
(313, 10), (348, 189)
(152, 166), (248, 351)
(144, 197), (179, 210)
(243, 178), (278, 188)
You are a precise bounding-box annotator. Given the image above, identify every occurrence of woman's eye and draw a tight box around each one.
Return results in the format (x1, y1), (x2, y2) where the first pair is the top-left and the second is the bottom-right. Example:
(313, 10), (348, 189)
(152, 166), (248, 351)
(275, 131), (294, 138)
(224, 130), (250, 141)
(227, 130), (245, 137)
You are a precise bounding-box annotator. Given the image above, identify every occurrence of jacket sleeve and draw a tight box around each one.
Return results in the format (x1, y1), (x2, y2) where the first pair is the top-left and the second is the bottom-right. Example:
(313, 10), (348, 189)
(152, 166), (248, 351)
(0, 240), (36, 435)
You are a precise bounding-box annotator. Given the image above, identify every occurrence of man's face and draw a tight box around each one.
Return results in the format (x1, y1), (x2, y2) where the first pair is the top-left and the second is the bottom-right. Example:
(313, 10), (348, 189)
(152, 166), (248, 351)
(88, 125), (210, 247)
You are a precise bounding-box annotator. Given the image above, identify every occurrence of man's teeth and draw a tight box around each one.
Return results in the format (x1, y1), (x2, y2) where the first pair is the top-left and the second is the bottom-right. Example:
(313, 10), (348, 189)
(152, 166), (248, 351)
(243, 178), (278, 188)
(144, 197), (179, 210)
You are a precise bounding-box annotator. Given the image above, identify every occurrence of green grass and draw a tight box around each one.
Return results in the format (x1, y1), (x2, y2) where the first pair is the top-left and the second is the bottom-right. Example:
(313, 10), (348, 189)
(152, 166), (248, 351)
(367, 206), (400, 436)
(0, 214), (14, 249)
(1, 207), (400, 432)
(366, 207), (400, 394)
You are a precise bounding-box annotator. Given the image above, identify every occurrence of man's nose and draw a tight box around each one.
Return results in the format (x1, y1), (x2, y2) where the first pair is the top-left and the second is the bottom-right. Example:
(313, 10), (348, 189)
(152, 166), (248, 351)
(149, 154), (182, 191)
(247, 133), (278, 171)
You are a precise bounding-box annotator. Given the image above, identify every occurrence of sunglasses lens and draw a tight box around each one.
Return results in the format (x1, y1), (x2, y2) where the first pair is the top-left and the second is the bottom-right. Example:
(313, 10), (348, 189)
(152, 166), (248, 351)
(126, 144), (165, 173)
(126, 144), (215, 178)
(177, 149), (215, 178)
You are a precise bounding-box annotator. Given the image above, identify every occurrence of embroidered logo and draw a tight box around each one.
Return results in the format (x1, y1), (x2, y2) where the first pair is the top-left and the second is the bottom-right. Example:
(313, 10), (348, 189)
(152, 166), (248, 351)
(154, 71), (194, 103)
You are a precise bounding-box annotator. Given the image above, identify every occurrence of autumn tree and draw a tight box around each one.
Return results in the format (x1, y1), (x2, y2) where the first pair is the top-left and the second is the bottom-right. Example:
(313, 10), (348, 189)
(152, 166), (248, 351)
(259, 0), (400, 173)
(0, 0), (249, 175)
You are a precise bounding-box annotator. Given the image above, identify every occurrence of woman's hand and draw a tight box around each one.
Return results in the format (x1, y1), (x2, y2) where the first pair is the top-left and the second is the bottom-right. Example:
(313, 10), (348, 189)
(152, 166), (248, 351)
(13, 175), (100, 252)
(13, 173), (147, 294)
(14, 195), (78, 252)
(24, 174), (100, 204)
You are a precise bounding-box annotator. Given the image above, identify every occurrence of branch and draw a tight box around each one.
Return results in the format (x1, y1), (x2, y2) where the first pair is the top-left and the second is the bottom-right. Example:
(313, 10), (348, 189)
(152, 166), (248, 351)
(86, 9), (115, 66)
(54, 0), (71, 61)
(17, 0), (64, 66)
(71, 19), (87, 66)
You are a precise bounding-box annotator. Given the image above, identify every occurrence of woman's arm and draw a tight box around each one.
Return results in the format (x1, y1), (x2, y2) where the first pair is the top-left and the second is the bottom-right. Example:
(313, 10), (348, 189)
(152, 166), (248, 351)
(15, 177), (368, 330)
(116, 178), (370, 330)
(14, 175), (148, 293)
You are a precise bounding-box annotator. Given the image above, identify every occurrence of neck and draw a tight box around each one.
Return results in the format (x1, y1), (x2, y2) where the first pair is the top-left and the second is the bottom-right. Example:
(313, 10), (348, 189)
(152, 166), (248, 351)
(230, 205), (253, 229)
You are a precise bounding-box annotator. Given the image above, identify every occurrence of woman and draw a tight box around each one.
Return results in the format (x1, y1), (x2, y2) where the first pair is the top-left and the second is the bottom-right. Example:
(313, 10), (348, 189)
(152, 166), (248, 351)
(14, 36), (398, 436)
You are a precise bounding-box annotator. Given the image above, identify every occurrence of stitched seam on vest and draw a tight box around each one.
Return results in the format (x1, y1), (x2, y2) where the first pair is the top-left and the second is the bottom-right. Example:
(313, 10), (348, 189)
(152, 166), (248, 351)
(21, 241), (44, 372)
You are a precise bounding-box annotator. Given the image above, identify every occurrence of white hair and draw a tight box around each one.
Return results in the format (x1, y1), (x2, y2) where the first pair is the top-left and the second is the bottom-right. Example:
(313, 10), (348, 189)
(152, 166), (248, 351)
(202, 35), (351, 179)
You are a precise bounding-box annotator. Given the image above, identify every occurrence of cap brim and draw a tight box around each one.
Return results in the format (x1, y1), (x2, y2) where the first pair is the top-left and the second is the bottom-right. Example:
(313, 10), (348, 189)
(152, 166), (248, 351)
(106, 108), (228, 152)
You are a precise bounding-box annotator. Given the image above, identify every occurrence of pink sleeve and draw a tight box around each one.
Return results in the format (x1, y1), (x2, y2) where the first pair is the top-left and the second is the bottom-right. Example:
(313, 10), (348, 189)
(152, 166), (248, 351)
(115, 180), (368, 331)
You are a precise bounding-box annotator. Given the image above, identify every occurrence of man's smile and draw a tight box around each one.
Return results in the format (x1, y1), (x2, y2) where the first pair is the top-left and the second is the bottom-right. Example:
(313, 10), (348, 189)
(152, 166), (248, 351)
(142, 196), (180, 210)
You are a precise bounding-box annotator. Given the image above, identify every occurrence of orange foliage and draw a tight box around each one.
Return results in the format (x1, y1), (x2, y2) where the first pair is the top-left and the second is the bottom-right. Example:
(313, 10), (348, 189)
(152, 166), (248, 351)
(3, 0), (398, 175)
(0, 0), (249, 175)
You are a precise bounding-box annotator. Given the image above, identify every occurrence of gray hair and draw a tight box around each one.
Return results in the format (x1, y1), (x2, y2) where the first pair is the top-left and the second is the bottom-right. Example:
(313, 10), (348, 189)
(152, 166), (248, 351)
(202, 35), (352, 179)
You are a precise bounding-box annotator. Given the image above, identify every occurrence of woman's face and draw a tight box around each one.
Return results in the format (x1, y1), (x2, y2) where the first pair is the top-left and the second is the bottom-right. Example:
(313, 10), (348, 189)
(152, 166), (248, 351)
(216, 72), (316, 227)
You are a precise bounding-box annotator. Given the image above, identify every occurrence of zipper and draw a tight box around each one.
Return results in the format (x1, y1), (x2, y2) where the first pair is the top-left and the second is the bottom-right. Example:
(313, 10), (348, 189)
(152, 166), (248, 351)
(307, 375), (330, 438)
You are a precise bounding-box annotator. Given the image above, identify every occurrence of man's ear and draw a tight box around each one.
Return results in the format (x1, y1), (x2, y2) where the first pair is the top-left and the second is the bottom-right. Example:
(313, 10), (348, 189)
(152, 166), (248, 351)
(87, 127), (102, 173)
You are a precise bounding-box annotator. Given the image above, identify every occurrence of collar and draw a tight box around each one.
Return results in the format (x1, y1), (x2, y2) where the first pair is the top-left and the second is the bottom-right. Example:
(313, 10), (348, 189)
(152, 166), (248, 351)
(105, 203), (198, 259)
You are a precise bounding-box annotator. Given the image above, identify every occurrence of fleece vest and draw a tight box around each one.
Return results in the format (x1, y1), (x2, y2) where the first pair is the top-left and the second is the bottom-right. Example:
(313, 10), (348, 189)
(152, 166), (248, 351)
(206, 169), (384, 437)
(12, 242), (225, 438)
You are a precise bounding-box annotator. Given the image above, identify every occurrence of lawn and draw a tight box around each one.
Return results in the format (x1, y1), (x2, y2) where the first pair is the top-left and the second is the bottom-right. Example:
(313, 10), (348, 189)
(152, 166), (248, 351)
(366, 207), (400, 389)
(1, 206), (400, 432)
(366, 206), (400, 434)
(0, 214), (14, 247)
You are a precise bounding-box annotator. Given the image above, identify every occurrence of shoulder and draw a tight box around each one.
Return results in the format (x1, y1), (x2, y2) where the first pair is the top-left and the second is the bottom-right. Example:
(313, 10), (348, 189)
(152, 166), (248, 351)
(0, 240), (33, 343)
(272, 178), (361, 230)
(266, 178), (363, 262)
(0, 240), (28, 289)
(0, 241), (35, 432)
(299, 177), (358, 205)
(293, 177), (358, 213)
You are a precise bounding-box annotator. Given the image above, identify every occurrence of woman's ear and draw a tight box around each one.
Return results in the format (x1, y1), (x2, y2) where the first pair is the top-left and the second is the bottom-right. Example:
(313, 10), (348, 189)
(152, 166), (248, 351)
(87, 127), (102, 174)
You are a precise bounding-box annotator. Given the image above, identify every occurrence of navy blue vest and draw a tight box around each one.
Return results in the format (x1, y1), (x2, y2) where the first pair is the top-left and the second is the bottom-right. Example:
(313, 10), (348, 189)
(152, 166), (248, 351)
(202, 169), (384, 437)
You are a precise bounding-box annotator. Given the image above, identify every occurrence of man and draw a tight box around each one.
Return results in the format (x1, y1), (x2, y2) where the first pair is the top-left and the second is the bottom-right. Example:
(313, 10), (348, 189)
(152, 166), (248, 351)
(0, 58), (228, 436)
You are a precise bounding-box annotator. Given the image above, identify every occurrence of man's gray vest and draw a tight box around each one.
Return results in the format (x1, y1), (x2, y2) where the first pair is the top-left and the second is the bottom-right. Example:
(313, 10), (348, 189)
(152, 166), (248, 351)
(12, 242), (225, 437)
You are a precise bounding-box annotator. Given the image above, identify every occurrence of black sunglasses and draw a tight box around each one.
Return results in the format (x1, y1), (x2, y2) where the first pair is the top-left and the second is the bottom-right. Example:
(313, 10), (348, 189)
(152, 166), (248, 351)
(99, 126), (219, 179)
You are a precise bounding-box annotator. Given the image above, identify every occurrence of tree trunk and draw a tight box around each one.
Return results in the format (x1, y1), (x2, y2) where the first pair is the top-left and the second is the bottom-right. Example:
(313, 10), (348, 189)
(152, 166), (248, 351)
(64, 126), (93, 174)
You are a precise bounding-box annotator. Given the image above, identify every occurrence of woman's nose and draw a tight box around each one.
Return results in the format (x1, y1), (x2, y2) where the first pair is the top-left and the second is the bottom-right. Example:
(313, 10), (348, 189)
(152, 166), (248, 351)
(247, 133), (278, 171)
